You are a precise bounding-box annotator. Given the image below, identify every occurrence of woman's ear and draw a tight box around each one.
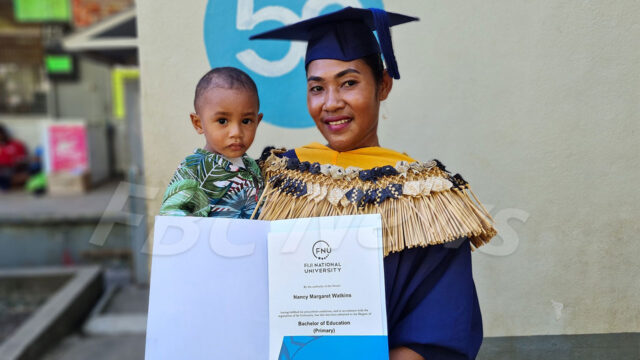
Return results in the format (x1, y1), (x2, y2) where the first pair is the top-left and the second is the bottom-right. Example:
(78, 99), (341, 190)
(378, 70), (393, 101)
(190, 113), (204, 134)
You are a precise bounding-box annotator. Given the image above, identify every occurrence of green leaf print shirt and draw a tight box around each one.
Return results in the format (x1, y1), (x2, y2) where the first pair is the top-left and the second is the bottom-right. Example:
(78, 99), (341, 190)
(159, 148), (264, 219)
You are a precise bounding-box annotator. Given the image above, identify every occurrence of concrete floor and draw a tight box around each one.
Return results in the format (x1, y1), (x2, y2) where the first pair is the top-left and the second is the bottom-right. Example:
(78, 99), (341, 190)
(102, 285), (149, 314)
(478, 333), (640, 360)
(41, 285), (149, 360)
(41, 334), (146, 360)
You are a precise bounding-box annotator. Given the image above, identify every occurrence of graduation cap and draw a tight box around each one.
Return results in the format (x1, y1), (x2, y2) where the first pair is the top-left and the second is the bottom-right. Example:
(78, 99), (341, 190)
(249, 7), (419, 79)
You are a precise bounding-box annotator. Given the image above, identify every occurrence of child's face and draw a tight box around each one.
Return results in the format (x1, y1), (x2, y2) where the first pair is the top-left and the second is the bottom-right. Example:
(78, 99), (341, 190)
(190, 88), (262, 159)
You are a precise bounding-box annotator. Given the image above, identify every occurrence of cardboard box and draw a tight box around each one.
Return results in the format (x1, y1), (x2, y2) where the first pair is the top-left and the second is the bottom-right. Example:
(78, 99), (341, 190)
(47, 171), (91, 196)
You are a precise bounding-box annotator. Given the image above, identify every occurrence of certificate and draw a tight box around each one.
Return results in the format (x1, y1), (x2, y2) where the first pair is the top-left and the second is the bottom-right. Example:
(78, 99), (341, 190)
(146, 217), (270, 360)
(267, 215), (388, 359)
(146, 215), (388, 360)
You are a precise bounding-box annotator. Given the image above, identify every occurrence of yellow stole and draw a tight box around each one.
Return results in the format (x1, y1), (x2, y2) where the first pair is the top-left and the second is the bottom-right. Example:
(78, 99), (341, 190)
(295, 142), (416, 169)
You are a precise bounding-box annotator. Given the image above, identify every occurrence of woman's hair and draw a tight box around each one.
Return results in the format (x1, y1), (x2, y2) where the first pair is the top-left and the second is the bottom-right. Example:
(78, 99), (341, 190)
(361, 53), (385, 86)
(305, 53), (385, 87)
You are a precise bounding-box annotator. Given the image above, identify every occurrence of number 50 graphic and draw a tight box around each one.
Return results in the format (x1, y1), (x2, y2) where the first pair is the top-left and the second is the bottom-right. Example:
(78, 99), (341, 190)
(204, 0), (385, 128)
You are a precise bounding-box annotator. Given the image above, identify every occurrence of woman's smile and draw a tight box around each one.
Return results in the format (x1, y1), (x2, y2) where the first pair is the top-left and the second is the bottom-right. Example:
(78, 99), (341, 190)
(323, 115), (353, 132)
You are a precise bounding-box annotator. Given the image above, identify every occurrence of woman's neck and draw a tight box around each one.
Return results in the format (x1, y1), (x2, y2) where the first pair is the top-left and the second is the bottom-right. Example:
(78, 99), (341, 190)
(328, 134), (380, 152)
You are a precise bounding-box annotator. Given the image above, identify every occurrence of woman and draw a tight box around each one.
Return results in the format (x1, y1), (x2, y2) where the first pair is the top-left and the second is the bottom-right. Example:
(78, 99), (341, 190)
(251, 7), (496, 360)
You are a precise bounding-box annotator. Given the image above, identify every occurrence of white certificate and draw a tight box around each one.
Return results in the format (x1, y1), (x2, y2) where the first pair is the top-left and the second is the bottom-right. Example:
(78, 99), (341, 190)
(267, 215), (388, 359)
(146, 217), (270, 360)
(146, 215), (388, 360)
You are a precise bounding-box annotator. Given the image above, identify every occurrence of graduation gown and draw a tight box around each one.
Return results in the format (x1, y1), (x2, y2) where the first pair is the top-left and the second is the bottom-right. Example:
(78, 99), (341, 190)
(257, 143), (495, 359)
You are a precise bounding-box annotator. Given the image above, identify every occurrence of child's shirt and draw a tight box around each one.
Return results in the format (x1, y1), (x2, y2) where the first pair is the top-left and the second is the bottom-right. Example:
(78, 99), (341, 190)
(159, 148), (263, 219)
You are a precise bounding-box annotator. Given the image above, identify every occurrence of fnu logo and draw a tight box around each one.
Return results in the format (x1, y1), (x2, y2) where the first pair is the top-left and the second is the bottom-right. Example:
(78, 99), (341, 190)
(312, 240), (331, 260)
(204, 0), (385, 129)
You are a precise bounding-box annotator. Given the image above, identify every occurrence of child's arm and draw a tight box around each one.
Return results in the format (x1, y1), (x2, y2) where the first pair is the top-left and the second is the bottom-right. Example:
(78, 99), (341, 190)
(159, 175), (209, 217)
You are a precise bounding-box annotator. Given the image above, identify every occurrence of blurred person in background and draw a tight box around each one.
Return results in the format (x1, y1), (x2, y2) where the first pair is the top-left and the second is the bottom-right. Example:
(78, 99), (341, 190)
(0, 123), (28, 191)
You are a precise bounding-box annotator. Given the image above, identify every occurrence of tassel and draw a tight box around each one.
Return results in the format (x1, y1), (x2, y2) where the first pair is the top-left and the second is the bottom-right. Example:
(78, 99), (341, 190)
(256, 152), (497, 256)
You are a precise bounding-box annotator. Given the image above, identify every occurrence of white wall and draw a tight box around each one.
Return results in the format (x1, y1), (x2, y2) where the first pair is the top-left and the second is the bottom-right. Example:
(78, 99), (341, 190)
(137, 0), (640, 337)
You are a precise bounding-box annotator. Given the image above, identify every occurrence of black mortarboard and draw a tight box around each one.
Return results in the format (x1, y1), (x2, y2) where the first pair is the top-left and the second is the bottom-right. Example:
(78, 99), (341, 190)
(249, 7), (418, 79)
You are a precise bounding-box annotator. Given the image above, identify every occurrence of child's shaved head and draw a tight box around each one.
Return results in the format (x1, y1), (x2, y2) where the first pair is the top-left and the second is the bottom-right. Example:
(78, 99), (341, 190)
(194, 67), (259, 113)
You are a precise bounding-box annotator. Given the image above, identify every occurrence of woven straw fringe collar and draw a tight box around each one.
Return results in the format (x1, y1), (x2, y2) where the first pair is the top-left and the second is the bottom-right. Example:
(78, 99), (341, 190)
(252, 149), (497, 256)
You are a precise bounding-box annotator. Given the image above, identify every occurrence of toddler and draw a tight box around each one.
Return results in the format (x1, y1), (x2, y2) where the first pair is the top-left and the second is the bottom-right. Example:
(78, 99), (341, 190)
(159, 67), (263, 218)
